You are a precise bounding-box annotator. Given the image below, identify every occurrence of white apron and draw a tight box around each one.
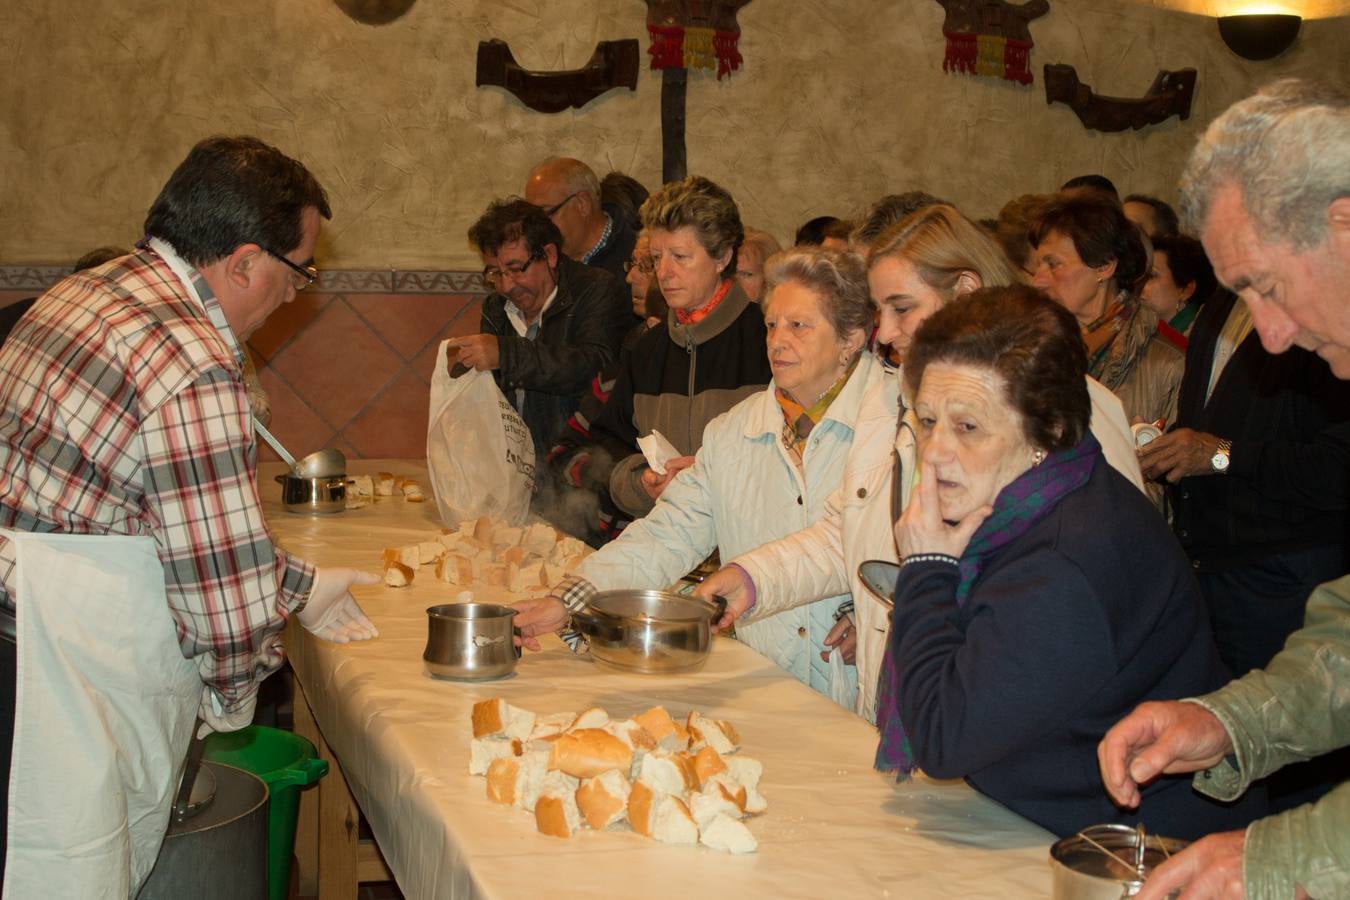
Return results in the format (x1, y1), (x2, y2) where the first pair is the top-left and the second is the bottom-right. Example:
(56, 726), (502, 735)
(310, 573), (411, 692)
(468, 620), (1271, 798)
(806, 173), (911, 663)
(3, 531), (200, 899)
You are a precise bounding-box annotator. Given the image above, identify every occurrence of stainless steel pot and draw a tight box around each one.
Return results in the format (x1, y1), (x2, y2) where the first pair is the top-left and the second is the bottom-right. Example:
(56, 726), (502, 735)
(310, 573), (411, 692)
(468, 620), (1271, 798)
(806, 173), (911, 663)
(572, 590), (726, 674)
(1050, 824), (1187, 900)
(274, 473), (346, 515)
(424, 603), (521, 681)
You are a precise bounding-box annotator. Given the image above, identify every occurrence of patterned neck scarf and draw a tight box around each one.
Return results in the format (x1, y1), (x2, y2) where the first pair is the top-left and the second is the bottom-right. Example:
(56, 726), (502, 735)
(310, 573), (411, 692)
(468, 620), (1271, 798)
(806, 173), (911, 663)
(874, 432), (1102, 777)
(1083, 292), (1153, 393)
(775, 355), (859, 463)
(674, 278), (732, 325)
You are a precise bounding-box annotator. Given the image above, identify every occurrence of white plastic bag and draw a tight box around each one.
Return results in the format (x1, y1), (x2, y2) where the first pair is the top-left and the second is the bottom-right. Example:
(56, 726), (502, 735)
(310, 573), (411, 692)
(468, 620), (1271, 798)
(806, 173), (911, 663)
(427, 340), (535, 528)
(827, 644), (859, 712)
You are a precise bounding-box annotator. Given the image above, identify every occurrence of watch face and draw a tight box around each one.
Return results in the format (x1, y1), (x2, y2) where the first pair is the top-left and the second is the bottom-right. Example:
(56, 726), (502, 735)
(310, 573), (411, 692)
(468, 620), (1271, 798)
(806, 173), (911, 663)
(1211, 451), (1230, 471)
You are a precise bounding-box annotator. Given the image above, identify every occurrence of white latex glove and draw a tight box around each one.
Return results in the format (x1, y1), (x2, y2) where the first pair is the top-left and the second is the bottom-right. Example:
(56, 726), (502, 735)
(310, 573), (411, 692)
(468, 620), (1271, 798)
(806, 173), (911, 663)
(298, 567), (381, 643)
(198, 686), (254, 735)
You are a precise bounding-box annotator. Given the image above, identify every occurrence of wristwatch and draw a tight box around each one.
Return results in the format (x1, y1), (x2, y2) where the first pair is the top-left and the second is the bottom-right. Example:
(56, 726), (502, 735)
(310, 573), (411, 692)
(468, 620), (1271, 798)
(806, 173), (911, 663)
(1210, 438), (1232, 474)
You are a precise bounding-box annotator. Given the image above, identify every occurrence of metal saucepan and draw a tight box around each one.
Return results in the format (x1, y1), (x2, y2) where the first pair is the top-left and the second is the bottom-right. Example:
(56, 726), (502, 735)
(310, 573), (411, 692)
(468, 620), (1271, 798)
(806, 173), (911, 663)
(1050, 824), (1187, 900)
(424, 603), (521, 681)
(572, 590), (727, 674)
(275, 473), (346, 515)
(857, 559), (899, 609)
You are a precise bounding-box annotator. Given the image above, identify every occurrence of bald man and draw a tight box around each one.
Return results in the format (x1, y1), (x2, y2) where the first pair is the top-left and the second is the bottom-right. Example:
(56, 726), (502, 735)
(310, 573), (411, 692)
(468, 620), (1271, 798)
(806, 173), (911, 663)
(524, 157), (636, 281)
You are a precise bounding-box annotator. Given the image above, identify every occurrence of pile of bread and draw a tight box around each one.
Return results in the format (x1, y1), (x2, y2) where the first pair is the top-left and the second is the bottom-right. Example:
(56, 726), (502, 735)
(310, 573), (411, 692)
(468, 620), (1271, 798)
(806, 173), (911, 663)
(348, 472), (425, 505)
(471, 698), (764, 853)
(382, 516), (591, 589)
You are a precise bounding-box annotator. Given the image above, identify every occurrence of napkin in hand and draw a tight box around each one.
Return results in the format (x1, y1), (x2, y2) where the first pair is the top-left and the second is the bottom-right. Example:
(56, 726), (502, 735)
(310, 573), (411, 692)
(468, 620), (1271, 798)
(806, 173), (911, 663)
(637, 430), (681, 476)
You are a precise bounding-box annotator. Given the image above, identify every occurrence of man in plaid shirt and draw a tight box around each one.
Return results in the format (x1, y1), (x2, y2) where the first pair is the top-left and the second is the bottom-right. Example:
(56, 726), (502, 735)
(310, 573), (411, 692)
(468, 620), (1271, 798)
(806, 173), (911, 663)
(0, 136), (377, 890)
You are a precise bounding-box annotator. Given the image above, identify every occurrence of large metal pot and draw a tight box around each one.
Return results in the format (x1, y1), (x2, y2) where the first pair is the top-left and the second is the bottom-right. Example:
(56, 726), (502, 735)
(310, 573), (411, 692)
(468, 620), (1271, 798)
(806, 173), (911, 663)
(138, 761), (268, 899)
(1050, 824), (1188, 899)
(424, 603), (521, 681)
(572, 590), (726, 674)
(274, 473), (346, 515)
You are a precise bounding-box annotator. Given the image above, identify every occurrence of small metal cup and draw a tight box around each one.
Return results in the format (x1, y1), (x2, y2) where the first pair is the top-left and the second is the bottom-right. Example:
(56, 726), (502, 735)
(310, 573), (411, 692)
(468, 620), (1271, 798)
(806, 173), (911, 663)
(424, 603), (521, 681)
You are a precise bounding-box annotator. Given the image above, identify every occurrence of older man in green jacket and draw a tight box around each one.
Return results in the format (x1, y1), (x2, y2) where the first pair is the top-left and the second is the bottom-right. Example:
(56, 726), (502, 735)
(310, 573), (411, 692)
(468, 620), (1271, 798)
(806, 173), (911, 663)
(1098, 79), (1350, 900)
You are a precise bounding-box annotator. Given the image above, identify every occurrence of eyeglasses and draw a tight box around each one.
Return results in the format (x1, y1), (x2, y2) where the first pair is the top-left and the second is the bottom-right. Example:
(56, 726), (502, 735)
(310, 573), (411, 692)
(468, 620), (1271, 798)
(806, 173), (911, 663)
(263, 248), (318, 291)
(483, 251), (543, 289)
(623, 256), (655, 275)
(542, 192), (580, 218)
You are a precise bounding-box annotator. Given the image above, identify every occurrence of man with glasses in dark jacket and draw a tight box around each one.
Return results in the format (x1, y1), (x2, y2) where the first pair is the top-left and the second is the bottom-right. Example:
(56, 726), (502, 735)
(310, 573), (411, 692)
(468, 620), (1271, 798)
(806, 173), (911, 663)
(454, 198), (632, 469)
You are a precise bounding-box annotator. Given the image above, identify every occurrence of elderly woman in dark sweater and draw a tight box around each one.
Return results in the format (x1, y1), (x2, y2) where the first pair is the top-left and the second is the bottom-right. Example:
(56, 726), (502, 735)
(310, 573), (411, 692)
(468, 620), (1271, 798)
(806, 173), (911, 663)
(876, 285), (1267, 839)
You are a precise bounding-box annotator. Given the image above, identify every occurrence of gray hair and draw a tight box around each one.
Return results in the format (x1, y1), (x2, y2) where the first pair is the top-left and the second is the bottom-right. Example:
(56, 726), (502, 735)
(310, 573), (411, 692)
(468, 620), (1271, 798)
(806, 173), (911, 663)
(640, 175), (744, 277)
(762, 246), (872, 340)
(1181, 79), (1350, 249)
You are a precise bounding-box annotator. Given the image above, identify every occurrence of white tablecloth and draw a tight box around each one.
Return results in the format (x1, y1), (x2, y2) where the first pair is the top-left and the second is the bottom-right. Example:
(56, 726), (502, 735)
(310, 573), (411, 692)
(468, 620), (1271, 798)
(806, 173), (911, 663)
(267, 461), (1055, 899)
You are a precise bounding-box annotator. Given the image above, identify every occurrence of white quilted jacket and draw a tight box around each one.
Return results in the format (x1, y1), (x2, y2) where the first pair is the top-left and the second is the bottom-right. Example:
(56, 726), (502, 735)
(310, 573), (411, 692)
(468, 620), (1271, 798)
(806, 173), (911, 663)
(576, 354), (887, 708)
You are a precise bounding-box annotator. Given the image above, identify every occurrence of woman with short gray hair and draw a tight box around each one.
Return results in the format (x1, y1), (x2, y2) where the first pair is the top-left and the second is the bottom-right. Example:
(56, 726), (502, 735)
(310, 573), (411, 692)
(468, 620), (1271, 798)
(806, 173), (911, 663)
(514, 246), (884, 707)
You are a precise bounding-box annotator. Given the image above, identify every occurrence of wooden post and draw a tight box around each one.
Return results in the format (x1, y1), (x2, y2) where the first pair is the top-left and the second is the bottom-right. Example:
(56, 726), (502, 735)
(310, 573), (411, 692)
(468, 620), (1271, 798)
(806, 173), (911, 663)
(661, 67), (688, 184)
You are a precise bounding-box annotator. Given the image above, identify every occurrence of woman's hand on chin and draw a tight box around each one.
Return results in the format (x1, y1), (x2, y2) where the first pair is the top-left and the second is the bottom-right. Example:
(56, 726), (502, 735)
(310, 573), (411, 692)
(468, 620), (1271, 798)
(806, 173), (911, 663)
(894, 464), (991, 560)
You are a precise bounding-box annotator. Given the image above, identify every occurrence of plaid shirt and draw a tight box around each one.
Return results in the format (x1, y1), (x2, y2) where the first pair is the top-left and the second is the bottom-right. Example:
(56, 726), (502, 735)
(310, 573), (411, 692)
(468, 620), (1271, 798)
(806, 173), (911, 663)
(0, 241), (315, 715)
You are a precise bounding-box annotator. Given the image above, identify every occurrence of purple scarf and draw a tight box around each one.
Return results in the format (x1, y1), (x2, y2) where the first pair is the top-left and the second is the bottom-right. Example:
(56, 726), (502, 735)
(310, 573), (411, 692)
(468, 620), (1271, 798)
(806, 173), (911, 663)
(874, 432), (1102, 777)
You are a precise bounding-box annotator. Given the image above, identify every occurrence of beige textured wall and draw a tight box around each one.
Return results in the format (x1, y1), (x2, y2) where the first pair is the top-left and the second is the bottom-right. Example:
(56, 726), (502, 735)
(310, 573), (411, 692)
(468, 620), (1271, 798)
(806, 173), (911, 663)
(2, 0), (1348, 269)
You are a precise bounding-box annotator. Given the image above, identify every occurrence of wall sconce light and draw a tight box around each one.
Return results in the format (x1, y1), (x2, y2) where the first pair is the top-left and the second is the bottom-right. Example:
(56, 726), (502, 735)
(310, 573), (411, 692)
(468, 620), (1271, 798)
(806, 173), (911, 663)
(1217, 13), (1302, 60)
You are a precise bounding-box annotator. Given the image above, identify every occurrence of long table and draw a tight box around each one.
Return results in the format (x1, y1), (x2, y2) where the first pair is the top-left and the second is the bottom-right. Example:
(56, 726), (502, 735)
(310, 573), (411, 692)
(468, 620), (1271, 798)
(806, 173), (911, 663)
(266, 460), (1055, 899)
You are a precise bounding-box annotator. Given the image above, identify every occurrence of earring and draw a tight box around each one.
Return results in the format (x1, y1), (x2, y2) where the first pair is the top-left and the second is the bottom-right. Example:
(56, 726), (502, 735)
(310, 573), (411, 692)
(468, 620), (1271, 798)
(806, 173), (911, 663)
(1032, 449), (1046, 466)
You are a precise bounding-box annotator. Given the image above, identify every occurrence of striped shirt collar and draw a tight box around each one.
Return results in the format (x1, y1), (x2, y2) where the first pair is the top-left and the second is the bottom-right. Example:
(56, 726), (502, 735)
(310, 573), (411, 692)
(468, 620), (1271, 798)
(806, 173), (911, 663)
(146, 237), (246, 368)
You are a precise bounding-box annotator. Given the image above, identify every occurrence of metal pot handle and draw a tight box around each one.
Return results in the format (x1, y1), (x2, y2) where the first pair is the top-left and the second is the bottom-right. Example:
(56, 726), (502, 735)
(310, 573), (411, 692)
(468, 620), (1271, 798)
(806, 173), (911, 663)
(708, 594), (728, 624)
(274, 473), (288, 485)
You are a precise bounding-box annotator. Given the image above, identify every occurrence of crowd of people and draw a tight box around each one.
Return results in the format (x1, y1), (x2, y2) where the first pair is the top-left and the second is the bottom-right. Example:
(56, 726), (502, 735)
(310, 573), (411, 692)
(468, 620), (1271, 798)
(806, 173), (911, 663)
(0, 78), (1345, 898)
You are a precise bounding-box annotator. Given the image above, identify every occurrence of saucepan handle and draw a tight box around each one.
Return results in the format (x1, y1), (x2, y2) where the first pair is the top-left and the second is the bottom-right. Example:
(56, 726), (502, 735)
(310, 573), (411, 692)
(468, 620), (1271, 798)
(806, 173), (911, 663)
(709, 594), (728, 624)
(570, 608), (623, 642)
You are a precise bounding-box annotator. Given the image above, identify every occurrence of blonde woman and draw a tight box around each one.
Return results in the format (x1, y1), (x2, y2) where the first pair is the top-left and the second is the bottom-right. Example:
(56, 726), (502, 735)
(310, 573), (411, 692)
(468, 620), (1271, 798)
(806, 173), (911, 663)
(695, 204), (1141, 724)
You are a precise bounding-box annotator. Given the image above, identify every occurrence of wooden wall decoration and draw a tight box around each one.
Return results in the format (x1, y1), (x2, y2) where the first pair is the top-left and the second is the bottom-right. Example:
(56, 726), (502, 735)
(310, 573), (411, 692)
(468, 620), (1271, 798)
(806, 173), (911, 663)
(936, 0), (1049, 86)
(645, 1), (753, 184)
(1044, 65), (1198, 132)
(475, 39), (640, 114)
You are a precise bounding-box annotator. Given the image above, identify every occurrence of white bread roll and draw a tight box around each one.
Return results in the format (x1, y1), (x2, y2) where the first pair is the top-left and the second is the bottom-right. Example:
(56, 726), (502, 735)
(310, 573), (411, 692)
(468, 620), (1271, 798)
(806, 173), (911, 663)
(638, 752), (697, 796)
(689, 781), (746, 827)
(375, 472), (396, 496)
(534, 770), (583, 838)
(485, 757), (524, 805)
(529, 711), (576, 742)
(688, 712), (738, 755)
(723, 756), (767, 813)
(402, 480), (425, 502)
(521, 523), (558, 558)
(648, 793), (699, 845)
(416, 540), (444, 564)
(492, 525), (523, 551)
(468, 736), (521, 775)
(472, 516), (494, 544)
(699, 813), (757, 854)
(349, 474), (375, 497)
(569, 707), (610, 731)
(633, 706), (679, 752)
(575, 769), (631, 829)
(548, 728), (633, 779)
(471, 698), (536, 741)
(692, 746), (727, 785)
(499, 545), (527, 566)
(517, 747), (552, 812)
(382, 560), (413, 587)
(702, 773), (748, 813)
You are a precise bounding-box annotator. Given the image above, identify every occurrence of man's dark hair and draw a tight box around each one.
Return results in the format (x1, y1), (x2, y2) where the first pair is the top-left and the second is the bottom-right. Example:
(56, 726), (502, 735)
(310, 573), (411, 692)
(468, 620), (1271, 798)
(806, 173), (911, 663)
(601, 171), (650, 233)
(144, 135), (330, 268)
(794, 215), (843, 246)
(1151, 234), (1217, 303)
(1123, 193), (1180, 237)
(468, 198), (563, 258)
(1060, 174), (1119, 201)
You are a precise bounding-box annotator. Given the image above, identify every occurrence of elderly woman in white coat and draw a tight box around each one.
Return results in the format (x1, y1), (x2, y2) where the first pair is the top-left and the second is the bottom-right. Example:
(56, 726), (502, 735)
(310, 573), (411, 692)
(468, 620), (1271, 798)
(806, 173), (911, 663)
(695, 204), (1145, 724)
(513, 247), (878, 706)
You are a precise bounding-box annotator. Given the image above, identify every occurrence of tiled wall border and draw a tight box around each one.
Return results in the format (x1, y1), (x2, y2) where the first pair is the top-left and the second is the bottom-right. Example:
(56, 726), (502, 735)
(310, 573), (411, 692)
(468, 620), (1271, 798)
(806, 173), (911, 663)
(0, 264), (490, 295)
